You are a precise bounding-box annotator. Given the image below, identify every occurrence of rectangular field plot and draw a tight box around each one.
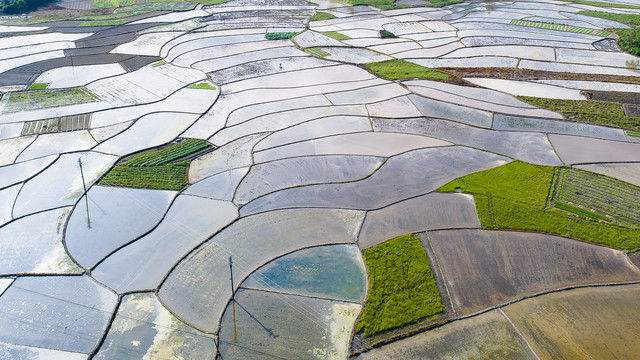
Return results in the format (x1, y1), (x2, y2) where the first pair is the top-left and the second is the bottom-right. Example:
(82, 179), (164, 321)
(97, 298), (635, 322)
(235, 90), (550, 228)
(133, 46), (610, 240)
(428, 229), (640, 315)
(503, 284), (640, 360)
(354, 310), (536, 360)
(22, 114), (91, 135)
(553, 167), (640, 227)
(1, 88), (99, 114)
(576, 163), (640, 188)
(510, 19), (611, 37)
(219, 288), (360, 360)
(242, 244), (366, 303)
(94, 293), (215, 360)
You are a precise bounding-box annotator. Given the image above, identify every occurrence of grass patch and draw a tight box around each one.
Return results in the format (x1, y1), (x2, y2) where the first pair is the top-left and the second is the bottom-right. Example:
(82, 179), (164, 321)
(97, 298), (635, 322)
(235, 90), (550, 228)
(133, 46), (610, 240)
(356, 234), (443, 337)
(28, 83), (48, 90)
(340, 0), (462, 9)
(379, 29), (396, 38)
(122, 138), (211, 166)
(518, 96), (640, 131)
(100, 139), (211, 190)
(559, 0), (640, 9)
(364, 59), (454, 81)
(442, 67), (640, 86)
(578, 11), (640, 57)
(306, 47), (330, 57)
(310, 11), (336, 21)
(554, 202), (612, 222)
(438, 161), (640, 251)
(613, 28), (640, 57)
(627, 130), (640, 137)
(79, 20), (126, 26)
(324, 31), (350, 40)
(198, 0), (232, 4)
(579, 10), (640, 26)
(3, 88), (99, 114)
(100, 162), (189, 190)
(92, 0), (135, 9)
(188, 82), (217, 90)
(553, 167), (640, 227)
(265, 32), (297, 40)
(151, 59), (166, 67)
(510, 19), (610, 37)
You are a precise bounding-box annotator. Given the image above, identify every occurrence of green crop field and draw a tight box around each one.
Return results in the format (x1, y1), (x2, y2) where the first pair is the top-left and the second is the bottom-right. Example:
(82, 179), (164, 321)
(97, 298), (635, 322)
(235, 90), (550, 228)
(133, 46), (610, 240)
(339, 0), (462, 9)
(79, 20), (126, 26)
(518, 96), (640, 131)
(579, 11), (640, 26)
(92, 0), (135, 9)
(438, 161), (640, 251)
(100, 139), (212, 190)
(324, 31), (350, 40)
(100, 162), (189, 190)
(356, 234), (444, 337)
(559, 0), (640, 9)
(3, 88), (99, 114)
(364, 59), (454, 81)
(28, 83), (48, 90)
(309, 11), (336, 21)
(306, 47), (330, 57)
(553, 167), (640, 227)
(510, 19), (611, 37)
(265, 32), (297, 40)
(122, 139), (211, 167)
(579, 11), (640, 57)
(188, 82), (217, 90)
(627, 130), (640, 137)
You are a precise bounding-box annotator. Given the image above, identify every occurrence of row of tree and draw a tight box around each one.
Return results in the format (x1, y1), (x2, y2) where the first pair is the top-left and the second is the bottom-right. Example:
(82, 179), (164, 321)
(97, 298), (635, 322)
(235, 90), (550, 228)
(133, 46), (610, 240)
(0, 0), (53, 14)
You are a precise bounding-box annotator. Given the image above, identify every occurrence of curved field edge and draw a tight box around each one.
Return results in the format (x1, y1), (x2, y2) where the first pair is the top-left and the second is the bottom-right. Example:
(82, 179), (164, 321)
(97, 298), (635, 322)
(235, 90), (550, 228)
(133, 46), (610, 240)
(437, 161), (640, 251)
(355, 234), (444, 338)
(99, 139), (212, 191)
(517, 96), (640, 132)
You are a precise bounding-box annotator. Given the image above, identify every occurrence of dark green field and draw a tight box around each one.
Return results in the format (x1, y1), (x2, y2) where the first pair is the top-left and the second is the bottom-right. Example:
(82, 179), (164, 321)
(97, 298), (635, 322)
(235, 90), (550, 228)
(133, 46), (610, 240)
(356, 234), (443, 337)
(438, 161), (640, 251)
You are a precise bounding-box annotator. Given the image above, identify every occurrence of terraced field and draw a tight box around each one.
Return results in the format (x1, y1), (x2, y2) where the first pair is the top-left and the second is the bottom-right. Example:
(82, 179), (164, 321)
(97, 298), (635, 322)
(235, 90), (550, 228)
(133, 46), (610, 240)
(1, 0), (640, 359)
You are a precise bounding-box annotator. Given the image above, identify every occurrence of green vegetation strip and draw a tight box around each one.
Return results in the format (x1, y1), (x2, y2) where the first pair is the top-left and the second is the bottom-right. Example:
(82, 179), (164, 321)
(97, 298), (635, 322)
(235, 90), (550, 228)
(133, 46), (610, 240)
(324, 31), (350, 40)
(364, 59), (454, 81)
(100, 162), (189, 190)
(310, 11), (336, 21)
(28, 83), (48, 90)
(578, 11), (640, 56)
(554, 167), (640, 227)
(518, 96), (640, 132)
(3, 88), (99, 114)
(579, 10), (640, 26)
(122, 139), (211, 167)
(188, 82), (217, 90)
(356, 234), (443, 337)
(510, 19), (610, 37)
(151, 60), (166, 67)
(438, 161), (640, 251)
(554, 202), (612, 222)
(265, 32), (298, 40)
(79, 20), (126, 27)
(307, 47), (330, 57)
(627, 130), (640, 137)
(100, 139), (211, 190)
(559, 0), (640, 9)
(339, 0), (463, 10)
(92, 0), (134, 9)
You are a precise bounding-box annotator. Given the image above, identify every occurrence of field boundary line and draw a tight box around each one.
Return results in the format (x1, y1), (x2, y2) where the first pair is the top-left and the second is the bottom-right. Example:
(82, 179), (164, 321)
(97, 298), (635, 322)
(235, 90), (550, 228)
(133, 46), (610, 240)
(498, 307), (542, 360)
(424, 233), (456, 316)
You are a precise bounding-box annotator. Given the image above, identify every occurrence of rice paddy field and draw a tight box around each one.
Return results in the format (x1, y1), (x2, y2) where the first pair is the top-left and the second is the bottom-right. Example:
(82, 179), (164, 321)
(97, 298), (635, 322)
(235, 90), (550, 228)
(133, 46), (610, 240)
(1, 0), (640, 358)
